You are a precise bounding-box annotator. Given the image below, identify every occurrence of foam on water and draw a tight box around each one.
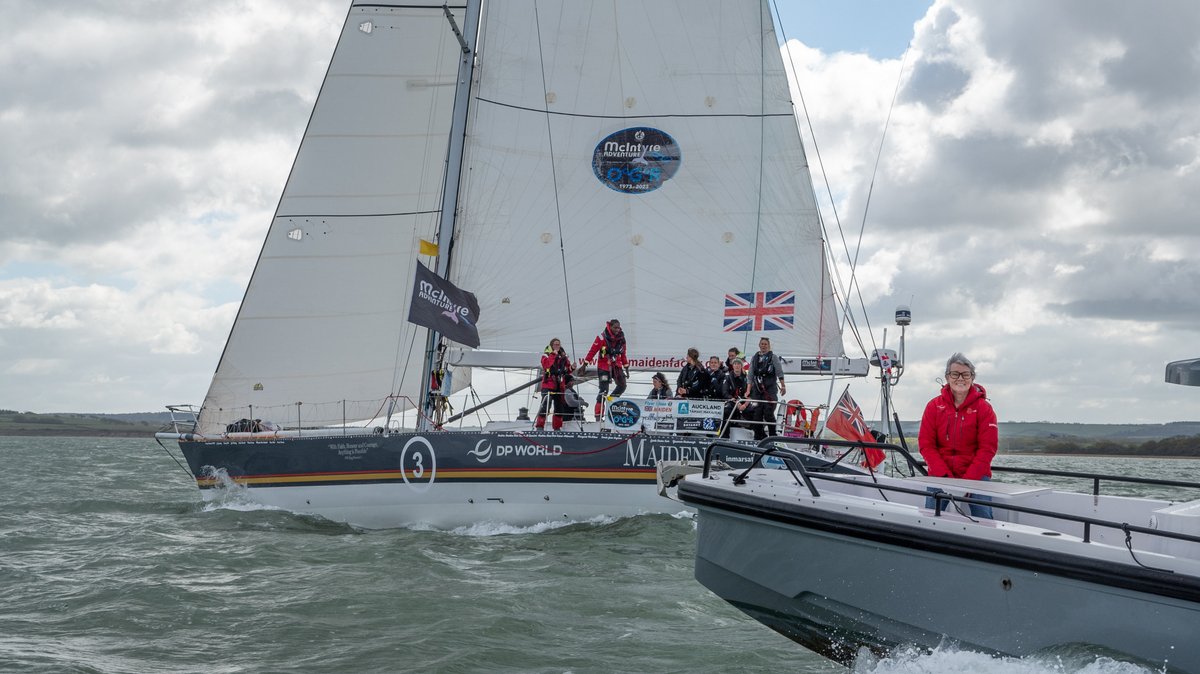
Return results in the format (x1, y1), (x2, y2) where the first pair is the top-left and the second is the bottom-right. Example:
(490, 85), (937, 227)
(855, 644), (1163, 674)
(445, 514), (620, 537)
(197, 466), (286, 514)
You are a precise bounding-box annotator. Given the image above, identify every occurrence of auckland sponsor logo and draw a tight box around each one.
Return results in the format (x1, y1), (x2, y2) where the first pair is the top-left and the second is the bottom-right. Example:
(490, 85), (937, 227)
(469, 439), (563, 463)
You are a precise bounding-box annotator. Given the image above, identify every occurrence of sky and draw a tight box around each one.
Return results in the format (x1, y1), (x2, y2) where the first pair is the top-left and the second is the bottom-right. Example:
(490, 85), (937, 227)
(1, 1), (1199, 424)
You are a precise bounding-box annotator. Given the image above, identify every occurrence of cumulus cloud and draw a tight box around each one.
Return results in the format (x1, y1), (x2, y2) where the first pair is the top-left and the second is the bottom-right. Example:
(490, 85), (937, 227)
(790, 0), (1200, 422)
(0, 0), (345, 412)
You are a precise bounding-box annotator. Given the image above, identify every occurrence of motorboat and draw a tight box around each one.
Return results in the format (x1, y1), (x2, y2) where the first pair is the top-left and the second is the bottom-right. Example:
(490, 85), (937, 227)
(664, 437), (1200, 670)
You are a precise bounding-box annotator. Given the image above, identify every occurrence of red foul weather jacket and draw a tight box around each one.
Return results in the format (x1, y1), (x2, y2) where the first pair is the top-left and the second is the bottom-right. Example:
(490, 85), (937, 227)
(540, 350), (570, 392)
(918, 384), (998, 480)
(584, 327), (628, 372)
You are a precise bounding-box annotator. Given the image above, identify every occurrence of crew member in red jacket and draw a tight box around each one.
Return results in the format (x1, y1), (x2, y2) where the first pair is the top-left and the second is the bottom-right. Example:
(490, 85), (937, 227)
(582, 319), (628, 421)
(918, 352), (998, 518)
(536, 338), (572, 430)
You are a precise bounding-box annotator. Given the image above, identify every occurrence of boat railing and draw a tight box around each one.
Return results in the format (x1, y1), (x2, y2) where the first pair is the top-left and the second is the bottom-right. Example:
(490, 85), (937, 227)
(701, 435), (926, 480)
(808, 470), (1200, 550)
(988, 464), (1200, 495)
(164, 404), (199, 434)
(729, 435), (1200, 501)
(699, 437), (1200, 550)
(188, 395), (426, 437)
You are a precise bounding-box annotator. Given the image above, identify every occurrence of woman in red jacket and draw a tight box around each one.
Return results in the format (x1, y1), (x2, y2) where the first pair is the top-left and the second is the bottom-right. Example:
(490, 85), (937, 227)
(918, 352), (998, 518)
(536, 338), (572, 430)
(582, 319), (628, 421)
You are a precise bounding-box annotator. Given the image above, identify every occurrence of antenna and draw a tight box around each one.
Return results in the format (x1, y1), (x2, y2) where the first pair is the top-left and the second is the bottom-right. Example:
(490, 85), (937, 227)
(870, 305), (911, 443)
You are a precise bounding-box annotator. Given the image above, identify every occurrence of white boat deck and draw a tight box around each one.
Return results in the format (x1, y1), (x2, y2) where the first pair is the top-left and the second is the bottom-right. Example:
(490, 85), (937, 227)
(903, 476), (1052, 497)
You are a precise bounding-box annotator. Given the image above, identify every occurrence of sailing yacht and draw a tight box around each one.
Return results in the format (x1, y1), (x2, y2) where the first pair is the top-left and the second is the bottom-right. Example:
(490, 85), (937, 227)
(156, 0), (870, 528)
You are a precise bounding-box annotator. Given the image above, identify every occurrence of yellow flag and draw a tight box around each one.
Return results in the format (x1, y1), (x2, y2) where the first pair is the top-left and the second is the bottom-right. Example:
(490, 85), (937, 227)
(418, 239), (439, 256)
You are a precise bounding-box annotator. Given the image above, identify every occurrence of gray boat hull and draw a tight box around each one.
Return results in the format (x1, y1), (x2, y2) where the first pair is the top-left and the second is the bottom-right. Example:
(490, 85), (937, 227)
(685, 486), (1200, 671)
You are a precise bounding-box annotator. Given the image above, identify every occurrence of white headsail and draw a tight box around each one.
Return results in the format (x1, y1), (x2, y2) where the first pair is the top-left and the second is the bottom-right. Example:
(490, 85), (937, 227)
(199, 3), (465, 433)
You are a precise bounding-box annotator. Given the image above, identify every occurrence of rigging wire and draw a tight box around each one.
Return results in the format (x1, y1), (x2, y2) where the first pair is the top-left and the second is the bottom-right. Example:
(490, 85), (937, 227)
(771, 0), (914, 365)
(770, 0), (863, 357)
(856, 45), (912, 311)
(391, 15), (457, 425)
(770, 0), (914, 431)
(155, 436), (194, 478)
(532, 1), (579, 360)
(746, 0), (769, 318)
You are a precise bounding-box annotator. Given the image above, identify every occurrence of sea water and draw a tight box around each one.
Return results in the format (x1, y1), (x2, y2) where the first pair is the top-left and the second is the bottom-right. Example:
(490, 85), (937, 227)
(1, 436), (1193, 673)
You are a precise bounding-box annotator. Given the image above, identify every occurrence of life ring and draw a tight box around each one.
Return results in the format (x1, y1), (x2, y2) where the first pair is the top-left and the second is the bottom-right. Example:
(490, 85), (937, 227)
(783, 400), (819, 437)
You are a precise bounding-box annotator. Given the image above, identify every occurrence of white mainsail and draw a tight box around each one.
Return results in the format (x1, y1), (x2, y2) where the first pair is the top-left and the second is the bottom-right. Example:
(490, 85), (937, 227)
(198, 3), (465, 434)
(449, 0), (846, 371)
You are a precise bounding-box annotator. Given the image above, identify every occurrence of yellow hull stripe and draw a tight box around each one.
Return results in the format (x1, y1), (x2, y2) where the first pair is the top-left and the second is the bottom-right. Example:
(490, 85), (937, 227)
(196, 469), (654, 488)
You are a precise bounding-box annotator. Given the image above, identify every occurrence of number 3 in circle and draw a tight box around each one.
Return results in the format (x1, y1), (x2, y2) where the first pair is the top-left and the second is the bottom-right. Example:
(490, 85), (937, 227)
(400, 437), (437, 492)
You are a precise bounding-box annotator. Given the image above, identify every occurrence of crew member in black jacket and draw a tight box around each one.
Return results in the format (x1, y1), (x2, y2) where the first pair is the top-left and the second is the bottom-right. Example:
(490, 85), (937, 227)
(675, 347), (711, 399)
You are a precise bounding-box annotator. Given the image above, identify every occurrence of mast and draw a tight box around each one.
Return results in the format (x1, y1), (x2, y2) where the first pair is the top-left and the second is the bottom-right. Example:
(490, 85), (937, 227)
(417, 0), (481, 430)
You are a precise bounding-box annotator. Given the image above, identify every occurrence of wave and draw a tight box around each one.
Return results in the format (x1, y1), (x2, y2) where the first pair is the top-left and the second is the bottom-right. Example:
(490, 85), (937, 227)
(856, 643), (1161, 674)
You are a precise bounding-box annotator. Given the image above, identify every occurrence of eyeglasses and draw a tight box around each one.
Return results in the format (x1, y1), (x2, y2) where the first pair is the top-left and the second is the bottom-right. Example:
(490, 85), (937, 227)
(946, 371), (974, 381)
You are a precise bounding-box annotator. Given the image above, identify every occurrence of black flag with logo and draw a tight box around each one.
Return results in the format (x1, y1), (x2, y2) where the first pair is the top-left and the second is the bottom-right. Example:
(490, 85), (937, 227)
(407, 261), (482, 348)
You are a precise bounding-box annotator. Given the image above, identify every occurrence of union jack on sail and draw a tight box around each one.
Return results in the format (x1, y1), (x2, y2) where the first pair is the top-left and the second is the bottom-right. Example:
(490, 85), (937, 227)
(723, 290), (795, 332)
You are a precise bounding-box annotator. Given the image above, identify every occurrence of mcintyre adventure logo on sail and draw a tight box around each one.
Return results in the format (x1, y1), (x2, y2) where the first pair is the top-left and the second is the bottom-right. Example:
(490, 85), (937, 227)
(592, 127), (681, 194)
(407, 261), (482, 347)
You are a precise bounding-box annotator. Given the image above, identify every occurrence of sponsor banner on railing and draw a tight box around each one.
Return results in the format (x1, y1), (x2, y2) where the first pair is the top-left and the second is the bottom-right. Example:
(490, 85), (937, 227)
(608, 398), (724, 435)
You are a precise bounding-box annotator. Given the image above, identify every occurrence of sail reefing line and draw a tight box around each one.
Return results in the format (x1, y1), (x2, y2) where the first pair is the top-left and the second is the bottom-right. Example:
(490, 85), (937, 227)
(474, 97), (799, 120)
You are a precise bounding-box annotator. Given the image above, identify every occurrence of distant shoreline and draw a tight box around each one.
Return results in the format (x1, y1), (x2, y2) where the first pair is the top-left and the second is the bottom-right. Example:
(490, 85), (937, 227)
(0, 429), (154, 438)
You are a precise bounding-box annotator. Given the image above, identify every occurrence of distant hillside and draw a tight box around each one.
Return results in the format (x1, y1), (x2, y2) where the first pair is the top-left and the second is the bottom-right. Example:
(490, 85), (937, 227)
(891, 420), (1200, 440)
(997, 421), (1200, 441)
(84, 411), (175, 424)
(0, 410), (168, 437)
(3, 410), (1199, 455)
(887, 420), (1200, 456)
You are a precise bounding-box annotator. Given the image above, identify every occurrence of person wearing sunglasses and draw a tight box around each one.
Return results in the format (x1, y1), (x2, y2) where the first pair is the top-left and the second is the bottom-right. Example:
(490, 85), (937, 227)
(918, 352), (999, 518)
